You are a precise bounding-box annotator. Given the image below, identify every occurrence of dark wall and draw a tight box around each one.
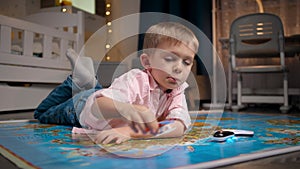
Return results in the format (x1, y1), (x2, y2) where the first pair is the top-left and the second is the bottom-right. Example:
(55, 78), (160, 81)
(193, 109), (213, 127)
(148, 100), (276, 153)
(139, 0), (212, 75)
(140, 0), (212, 39)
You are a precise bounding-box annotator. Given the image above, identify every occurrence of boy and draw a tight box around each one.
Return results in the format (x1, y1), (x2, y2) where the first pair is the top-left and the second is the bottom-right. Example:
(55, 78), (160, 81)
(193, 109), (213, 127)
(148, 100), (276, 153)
(34, 22), (199, 144)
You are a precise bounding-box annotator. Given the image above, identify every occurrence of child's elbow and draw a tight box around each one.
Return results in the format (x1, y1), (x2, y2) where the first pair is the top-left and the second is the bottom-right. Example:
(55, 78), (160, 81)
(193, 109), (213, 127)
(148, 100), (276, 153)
(172, 121), (186, 137)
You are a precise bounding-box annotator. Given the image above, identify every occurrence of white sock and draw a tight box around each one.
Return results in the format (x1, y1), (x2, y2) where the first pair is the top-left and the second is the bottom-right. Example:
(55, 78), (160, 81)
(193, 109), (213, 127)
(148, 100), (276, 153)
(66, 48), (97, 89)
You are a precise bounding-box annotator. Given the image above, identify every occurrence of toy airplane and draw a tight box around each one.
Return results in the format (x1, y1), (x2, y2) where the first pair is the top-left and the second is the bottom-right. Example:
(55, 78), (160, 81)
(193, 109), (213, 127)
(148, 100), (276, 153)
(211, 129), (254, 142)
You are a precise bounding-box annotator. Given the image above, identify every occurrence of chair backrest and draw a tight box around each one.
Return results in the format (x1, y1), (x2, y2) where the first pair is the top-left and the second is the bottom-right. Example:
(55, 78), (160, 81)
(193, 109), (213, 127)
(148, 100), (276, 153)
(229, 13), (285, 62)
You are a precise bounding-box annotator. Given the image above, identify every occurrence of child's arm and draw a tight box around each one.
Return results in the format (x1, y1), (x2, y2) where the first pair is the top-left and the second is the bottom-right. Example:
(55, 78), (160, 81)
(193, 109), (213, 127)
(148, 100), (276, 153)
(91, 96), (159, 134)
(153, 120), (185, 138)
(93, 120), (185, 144)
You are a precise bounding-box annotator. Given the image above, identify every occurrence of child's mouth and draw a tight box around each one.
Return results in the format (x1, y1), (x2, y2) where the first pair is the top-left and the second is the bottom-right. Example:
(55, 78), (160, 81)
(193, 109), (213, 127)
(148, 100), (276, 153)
(167, 77), (177, 84)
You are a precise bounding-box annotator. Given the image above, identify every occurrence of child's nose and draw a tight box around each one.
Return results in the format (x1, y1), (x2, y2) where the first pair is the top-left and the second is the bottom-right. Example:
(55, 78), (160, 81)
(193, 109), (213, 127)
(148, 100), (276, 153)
(173, 62), (183, 73)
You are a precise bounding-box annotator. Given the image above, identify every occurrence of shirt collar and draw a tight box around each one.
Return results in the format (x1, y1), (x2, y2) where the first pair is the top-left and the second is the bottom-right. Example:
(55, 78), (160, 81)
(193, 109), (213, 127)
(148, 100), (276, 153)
(144, 69), (189, 95)
(145, 69), (159, 91)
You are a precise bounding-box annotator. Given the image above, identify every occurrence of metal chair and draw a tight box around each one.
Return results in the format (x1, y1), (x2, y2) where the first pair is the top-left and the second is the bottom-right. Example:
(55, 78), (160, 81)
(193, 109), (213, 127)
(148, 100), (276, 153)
(229, 13), (290, 113)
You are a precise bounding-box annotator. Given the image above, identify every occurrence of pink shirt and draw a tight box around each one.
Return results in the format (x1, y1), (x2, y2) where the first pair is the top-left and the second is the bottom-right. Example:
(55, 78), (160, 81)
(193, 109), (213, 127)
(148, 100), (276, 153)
(79, 69), (191, 130)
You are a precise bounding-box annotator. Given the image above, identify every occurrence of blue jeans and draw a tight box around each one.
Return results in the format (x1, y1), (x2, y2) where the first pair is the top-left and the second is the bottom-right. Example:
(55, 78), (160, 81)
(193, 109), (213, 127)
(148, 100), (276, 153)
(34, 76), (102, 127)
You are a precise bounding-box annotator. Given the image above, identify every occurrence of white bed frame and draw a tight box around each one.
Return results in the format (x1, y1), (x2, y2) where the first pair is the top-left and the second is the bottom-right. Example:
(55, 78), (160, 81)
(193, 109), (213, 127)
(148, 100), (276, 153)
(0, 12), (84, 111)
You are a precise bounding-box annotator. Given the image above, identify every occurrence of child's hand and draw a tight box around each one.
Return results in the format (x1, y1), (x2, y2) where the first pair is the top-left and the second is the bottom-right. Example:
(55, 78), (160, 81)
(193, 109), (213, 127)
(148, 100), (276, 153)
(93, 97), (159, 134)
(94, 127), (131, 144)
(124, 104), (159, 134)
(93, 125), (158, 144)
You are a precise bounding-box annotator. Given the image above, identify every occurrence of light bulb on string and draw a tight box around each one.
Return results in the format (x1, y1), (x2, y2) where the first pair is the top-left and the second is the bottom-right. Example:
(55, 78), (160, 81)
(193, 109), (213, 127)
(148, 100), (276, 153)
(61, 8), (67, 12)
(105, 0), (112, 61)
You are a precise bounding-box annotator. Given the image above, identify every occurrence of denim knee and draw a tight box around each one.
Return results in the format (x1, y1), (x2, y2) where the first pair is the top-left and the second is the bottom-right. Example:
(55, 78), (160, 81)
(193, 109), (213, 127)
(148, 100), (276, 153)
(73, 88), (98, 120)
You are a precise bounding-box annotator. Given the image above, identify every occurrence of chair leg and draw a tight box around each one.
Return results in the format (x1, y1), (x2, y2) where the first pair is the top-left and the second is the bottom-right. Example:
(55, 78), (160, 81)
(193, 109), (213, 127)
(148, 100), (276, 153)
(227, 65), (232, 109)
(232, 73), (245, 111)
(237, 73), (242, 106)
(187, 89), (196, 110)
(280, 72), (290, 113)
(283, 72), (288, 107)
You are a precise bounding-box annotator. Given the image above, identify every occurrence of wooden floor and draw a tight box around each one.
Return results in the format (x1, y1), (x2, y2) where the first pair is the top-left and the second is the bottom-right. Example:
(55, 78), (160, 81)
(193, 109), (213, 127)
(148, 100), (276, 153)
(0, 105), (299, 169)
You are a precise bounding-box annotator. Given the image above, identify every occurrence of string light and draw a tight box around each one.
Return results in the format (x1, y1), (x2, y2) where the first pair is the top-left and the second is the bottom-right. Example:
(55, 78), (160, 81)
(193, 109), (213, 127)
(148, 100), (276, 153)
(105, 0), (112, 61)
(59, 0), (72, 13)
(61, 7), (67, 12)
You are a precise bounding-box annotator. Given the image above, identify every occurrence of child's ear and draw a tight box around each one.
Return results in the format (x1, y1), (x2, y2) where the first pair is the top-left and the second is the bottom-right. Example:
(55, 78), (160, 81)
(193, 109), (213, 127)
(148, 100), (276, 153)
(140, 53), (151, 69)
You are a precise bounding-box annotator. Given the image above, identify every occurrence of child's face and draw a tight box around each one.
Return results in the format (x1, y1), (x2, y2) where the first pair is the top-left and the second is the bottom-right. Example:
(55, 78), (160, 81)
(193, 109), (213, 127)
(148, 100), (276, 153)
(148, 41), (195, 91)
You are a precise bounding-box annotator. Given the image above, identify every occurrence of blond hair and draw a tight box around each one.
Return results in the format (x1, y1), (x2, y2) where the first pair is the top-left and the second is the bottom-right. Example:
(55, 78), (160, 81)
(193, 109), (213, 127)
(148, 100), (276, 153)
(143, 22), (199, 54)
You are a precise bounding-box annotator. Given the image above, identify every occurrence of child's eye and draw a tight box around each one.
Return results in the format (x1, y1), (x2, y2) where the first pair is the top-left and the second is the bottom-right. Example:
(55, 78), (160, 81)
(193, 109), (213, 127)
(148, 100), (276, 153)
(183, 59), (192, 66)
(164, 56), (175, 62)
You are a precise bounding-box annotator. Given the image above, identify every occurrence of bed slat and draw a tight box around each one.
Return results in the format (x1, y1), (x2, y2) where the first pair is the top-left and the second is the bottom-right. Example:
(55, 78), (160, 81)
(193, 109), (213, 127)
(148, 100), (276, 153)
(43, 35), (52, 58)
(60, 39), (68, 61)
(23, 31), (34, 56)
(0, 25), (11, 53)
